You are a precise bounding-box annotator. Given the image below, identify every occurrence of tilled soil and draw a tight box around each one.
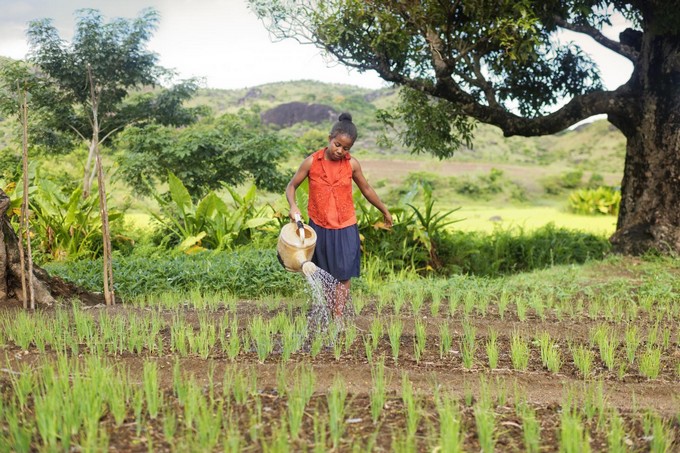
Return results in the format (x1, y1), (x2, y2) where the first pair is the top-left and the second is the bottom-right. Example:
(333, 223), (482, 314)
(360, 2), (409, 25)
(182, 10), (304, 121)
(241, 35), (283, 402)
(2, 300), (679, 452)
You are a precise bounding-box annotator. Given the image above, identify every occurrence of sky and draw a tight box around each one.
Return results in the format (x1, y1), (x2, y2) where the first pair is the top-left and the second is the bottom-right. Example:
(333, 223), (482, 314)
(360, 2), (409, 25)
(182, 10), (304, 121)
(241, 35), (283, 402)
(0, 0), (633, 92)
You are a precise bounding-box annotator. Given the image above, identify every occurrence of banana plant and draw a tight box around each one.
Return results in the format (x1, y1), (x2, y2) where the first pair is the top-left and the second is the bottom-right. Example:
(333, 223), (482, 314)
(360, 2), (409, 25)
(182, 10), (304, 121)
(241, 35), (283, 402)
(150, 172), (275, 252)
(29, 176), (121, 260)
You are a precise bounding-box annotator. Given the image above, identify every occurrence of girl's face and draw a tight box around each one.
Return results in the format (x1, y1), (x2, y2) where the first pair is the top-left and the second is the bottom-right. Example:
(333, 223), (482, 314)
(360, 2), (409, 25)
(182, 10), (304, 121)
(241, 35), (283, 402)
(327, 134), (354, 161)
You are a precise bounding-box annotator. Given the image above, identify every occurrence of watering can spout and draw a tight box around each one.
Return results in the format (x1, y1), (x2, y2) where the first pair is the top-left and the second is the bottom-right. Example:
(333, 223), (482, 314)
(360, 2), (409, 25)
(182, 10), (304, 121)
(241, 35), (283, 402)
(277, 218), (317, 273)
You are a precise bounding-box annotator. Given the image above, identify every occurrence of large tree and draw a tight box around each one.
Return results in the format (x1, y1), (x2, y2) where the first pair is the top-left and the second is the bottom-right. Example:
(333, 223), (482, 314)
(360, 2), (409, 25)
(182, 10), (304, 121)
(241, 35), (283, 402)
(252, 0), (680, 255)
(14, 8), (200, 304)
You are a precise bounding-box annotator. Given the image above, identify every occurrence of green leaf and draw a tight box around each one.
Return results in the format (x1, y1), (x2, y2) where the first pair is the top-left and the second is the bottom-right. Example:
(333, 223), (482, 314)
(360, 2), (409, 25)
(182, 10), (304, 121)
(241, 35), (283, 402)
(168, 172), (193, 216)
(177, 231), (207, 252)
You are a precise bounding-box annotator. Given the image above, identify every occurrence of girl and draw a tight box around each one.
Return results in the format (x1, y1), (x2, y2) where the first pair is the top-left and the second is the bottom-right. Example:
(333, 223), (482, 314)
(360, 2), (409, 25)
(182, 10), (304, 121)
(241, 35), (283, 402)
(286, 112), (393, 318)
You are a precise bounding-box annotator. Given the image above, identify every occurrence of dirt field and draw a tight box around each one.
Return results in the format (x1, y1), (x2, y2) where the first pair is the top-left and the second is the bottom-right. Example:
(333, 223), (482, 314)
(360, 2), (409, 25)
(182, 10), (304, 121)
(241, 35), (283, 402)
(2, 259), (679, 452)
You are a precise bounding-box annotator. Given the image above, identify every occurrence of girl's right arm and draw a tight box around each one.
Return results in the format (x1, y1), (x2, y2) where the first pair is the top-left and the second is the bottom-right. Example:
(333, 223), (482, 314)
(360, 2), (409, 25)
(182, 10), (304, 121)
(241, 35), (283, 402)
(286, 156), (313, 221)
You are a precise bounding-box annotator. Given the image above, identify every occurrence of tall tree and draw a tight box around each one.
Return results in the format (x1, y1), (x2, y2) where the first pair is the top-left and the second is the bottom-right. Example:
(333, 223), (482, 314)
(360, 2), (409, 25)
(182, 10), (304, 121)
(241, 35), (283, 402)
(22, 8), (200, 304)
(25, 8), (201, 197)
(252, 0), (680, 255)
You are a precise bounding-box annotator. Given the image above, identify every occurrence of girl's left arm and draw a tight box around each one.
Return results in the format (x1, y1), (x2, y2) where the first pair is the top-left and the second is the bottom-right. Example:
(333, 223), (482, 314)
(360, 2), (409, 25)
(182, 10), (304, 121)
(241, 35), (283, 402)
(351, 158), (393, 227)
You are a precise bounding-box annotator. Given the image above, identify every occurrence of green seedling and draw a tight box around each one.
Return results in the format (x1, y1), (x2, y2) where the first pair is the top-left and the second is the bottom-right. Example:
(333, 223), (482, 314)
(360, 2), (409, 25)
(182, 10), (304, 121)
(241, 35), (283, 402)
(571, 344), (594, 378)
(430, 284), (443, 317)
(639, 347), (662, 379)
(436, 392), (463, 453)
(345, 324), (358, 353)
(497, 289), (510, 320)
(520, 404), (541, 453)
(143, 361), (162, 419)
(474, 378), (496, 453)
(510, 331), (530, 371)
(537, 332), (562, 373)
(401, 373), (421, 441)
(414, 319), (426, 363)
(249, 315), (273, 363)
(388, 318), (403, 363)
(327, 376), (348, 449)
(370, 356), (387, 423)
(370, 317), (384, 351)
(461, 321), (476, 370)
(606, 410), (626, 453)
(439, 322), (452, 359)
(624, 325), (641, 364)
(486, 330), (499, 369)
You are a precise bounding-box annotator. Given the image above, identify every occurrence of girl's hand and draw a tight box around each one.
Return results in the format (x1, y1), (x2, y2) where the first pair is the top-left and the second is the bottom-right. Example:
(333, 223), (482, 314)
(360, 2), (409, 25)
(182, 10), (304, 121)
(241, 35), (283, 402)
(289, 208), (302, 222)
(383, 211), (393, 228)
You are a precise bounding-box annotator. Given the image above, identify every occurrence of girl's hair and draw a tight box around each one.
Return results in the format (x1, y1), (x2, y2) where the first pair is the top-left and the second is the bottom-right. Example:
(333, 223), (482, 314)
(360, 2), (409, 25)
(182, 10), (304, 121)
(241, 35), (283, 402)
(329, 112), (357, 141)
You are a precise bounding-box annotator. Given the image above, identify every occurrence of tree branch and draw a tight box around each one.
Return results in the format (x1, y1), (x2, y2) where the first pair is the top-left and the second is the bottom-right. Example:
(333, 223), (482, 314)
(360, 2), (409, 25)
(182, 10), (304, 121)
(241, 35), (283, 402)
(430, 75), (634, 137)
(553, 15), (638, 62)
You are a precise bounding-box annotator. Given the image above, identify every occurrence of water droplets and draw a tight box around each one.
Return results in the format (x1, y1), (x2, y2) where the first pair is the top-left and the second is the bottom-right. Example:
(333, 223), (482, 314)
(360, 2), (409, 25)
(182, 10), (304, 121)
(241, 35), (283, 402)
(304, 267), (351, 333)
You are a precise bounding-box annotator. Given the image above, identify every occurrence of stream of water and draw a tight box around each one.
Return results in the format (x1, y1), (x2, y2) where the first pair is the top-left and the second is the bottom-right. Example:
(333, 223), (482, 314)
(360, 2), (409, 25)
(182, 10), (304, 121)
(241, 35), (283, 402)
(302, 262), (351, 333)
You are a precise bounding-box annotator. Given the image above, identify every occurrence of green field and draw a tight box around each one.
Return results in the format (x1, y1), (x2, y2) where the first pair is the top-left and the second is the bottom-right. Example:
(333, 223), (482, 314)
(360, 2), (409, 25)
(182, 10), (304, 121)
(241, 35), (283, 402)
(454, 205), (617, 234)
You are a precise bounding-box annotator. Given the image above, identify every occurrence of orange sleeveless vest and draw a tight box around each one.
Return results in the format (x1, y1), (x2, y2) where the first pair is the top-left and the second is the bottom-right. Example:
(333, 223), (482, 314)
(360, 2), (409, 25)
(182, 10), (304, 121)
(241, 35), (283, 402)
(308, 148), (357, 229)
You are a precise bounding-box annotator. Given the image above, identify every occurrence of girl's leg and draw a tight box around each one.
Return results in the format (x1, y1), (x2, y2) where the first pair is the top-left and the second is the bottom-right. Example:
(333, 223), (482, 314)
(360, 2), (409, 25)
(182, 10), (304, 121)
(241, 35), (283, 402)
(333, 279), (351, 318)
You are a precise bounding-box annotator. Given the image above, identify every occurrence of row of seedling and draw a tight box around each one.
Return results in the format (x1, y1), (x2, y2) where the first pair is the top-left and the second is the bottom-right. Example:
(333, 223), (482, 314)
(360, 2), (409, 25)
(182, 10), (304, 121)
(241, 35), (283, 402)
(1, 351), (677, 452)
(2, 307), (679, 379)
(363, 272), (680, 323)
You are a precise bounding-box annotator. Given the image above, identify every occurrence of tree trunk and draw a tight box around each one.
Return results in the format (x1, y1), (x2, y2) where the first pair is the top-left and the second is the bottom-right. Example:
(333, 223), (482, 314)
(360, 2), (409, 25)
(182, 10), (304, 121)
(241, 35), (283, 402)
(0, 190), (56, 306)
(609, 29), (680, 255)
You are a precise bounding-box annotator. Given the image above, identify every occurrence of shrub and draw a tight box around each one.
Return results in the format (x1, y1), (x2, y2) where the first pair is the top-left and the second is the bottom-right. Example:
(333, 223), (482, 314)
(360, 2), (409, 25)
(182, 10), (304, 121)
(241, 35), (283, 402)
(541, 170), (583, 195)
(568, 186), (621, 216)
(435, 223), (610, 276)
(44, 248), (304, 299)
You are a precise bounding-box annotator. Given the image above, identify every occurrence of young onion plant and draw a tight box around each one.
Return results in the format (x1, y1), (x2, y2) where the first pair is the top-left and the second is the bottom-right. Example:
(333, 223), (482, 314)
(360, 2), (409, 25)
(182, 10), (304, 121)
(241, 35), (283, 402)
(461, 321), (476, 370)
(439, 322), (452, 359)
(474, 378), (496, 453)
(327, 375), (348, 450)
(436, 391), (463, 453)
(510, 331), (530, 371)
(370, 356), (387, 423)
(413, 319), (426, 363)
(486, 330), (499, 370)
(537, 332), (562, 373)
(388, 317), (403, 363)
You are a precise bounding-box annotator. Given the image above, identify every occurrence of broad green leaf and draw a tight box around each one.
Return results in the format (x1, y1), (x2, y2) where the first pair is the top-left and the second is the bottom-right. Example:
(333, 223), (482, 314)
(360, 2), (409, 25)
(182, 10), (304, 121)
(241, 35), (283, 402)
(168, 172), (193, 215)
(245, 217), (274, 229)
(177, 231), (207, 252)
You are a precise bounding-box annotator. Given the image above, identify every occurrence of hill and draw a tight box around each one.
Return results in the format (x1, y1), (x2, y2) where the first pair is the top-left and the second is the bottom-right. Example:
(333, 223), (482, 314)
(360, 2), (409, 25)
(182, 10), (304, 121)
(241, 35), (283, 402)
(190, 80), (626, 174)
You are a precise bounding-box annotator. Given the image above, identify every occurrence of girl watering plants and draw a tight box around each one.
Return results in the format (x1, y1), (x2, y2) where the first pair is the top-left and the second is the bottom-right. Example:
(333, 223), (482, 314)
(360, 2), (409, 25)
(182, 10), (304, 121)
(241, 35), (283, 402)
(286, 112), (393, 318)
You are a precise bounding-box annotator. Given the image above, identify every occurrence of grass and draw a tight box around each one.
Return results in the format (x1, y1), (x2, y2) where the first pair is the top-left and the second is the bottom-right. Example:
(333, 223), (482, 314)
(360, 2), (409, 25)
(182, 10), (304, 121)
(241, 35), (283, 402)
(453, 205), (616, 234)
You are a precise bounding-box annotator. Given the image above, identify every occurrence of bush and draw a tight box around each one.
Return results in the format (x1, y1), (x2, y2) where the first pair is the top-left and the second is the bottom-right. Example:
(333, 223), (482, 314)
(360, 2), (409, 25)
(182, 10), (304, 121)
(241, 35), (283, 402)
(541, 170), (584, 195)
(450, 168), (524, 200)
(436, 223), (611, 276)
(568, 186), (621, 216)
(44, 248), (304, 300)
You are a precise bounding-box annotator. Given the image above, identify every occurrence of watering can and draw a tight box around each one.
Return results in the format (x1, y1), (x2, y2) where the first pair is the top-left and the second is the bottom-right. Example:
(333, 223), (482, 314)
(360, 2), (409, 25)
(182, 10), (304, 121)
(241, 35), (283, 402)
(277, 214), (317, 274)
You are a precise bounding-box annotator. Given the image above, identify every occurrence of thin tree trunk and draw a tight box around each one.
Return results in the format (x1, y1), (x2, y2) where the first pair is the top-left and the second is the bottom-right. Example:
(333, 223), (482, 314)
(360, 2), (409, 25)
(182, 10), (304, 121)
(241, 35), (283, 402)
(82, 141), (96, 199)
(19, 87), (35, 309)
(88, 65), (115, 305)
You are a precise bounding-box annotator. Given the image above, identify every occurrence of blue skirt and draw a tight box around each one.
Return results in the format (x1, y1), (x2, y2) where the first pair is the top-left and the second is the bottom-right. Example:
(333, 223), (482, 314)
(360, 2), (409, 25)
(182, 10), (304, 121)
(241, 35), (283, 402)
(309, 219), (360, 281)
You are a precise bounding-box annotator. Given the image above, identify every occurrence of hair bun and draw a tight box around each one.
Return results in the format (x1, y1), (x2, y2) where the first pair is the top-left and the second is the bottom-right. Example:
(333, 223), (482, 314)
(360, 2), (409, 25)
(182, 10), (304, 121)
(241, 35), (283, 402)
(338, 112), (353, 123)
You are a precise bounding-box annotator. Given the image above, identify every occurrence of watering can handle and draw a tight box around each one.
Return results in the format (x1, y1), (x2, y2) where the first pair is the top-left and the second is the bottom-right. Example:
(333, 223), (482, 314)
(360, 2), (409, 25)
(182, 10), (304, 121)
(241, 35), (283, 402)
(294, 213), (304, 230)
(294, 213), (305, 243)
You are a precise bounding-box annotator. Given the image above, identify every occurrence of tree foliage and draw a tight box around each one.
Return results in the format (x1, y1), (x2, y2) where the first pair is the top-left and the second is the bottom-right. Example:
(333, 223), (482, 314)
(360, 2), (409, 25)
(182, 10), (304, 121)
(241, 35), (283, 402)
(12, 8), (201, 153)
(116, 110), (294, 199)
(251, 0), (631, 154)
